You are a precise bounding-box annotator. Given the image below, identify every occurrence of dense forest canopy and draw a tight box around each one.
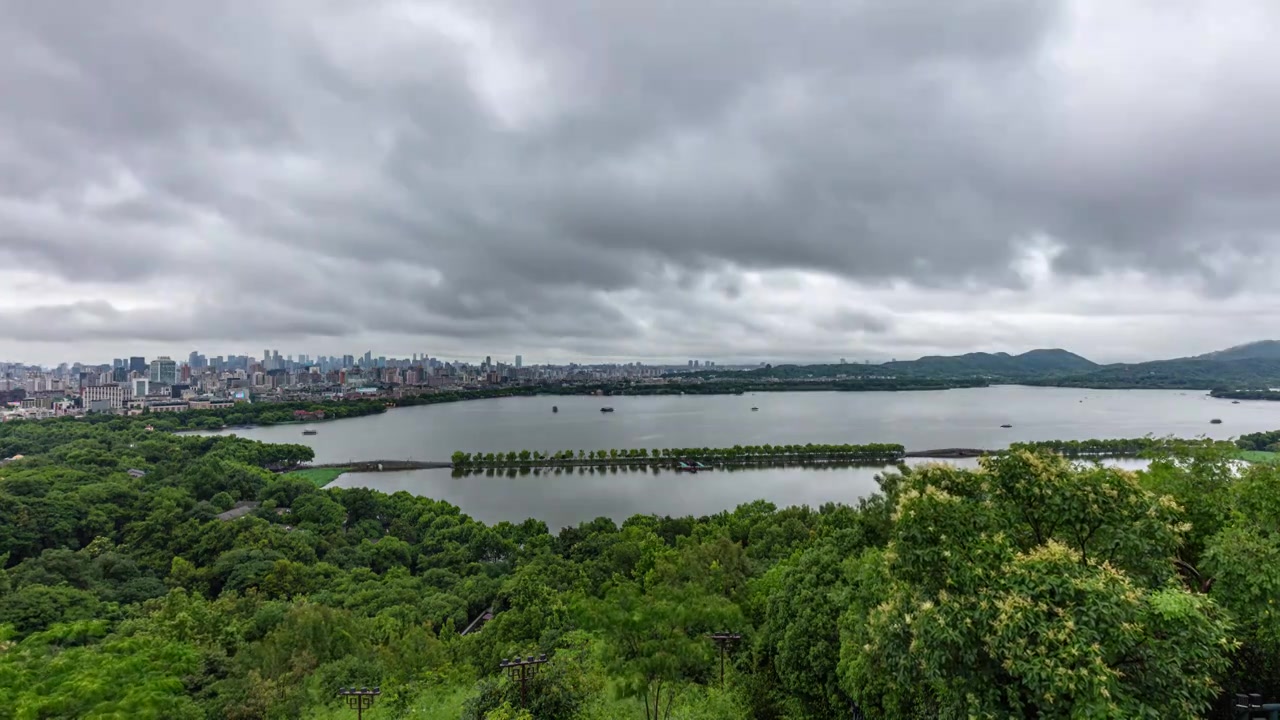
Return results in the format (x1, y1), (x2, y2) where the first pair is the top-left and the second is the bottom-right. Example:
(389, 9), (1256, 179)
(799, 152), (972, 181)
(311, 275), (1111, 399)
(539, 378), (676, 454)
(1, 411), (1279, 718)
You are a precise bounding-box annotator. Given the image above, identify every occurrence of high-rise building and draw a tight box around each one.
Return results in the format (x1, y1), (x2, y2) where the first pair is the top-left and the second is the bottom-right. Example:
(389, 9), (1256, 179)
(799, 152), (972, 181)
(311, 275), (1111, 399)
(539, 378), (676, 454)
(515, 355), (523, 368)
(129, 356), (147, 374)
(189, 351), (200, 368)
(82, 384), (126, 410)
(149, 357), (177, 386)
(363, 351), (372, 366)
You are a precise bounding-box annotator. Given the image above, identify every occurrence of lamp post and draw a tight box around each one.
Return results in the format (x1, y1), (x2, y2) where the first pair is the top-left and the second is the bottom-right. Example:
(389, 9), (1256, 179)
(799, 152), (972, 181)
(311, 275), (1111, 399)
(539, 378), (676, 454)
(500, 654), (549, 708)
(337, 687), (381, 720)
(708, 632), (741, 688)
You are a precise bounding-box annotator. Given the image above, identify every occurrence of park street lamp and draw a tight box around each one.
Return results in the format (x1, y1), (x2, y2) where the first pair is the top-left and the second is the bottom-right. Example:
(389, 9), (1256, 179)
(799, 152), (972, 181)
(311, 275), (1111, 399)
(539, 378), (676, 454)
(500, 654), (549, 708)
(708, 632), (742, 688)
(337, 687), (380, 720)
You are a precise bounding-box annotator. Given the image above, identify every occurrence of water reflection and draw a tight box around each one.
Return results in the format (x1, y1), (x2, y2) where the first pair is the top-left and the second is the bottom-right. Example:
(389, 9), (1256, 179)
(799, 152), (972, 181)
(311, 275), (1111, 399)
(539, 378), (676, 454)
(328, 456), (1154, 531)
(453, 460), (899, 479)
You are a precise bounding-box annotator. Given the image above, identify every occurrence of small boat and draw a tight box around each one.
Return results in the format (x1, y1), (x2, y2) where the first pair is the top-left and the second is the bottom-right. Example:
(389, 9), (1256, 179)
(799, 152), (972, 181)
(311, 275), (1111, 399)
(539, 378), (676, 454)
(1210, 418), (1223, 424)
(302, 429), (317, 435)
(552, 406), (559, 413)
(1232, 401), (1241, 404)
(751, 407), (759, 411)
(600, 407), (614, 413)
(1000, 424), (1013, 429)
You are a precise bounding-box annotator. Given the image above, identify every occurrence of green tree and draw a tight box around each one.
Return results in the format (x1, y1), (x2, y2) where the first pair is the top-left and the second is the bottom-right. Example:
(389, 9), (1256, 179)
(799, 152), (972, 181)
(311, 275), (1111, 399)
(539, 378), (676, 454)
(756, 540), (852, 719)
(582, 581), (741, 720)
(0, 621), (203, 719)
(841, 453), (1234, 719)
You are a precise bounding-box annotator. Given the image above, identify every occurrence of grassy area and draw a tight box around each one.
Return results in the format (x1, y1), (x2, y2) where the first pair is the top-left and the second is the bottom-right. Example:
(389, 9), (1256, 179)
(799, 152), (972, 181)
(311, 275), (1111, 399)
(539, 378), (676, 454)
(283, 467), (351, 488)
(1233, 450), (1280, 465)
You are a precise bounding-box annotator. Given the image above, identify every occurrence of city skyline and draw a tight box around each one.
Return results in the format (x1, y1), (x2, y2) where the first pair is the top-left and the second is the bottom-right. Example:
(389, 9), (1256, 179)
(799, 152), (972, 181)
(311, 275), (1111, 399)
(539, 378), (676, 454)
(1, 347), (737, 372)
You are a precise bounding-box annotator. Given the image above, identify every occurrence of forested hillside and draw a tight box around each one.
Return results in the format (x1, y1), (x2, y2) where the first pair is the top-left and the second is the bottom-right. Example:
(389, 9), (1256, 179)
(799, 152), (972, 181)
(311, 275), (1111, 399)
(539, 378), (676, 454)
(686, 342), (1280, 390)
(1, 414), (1277, 718)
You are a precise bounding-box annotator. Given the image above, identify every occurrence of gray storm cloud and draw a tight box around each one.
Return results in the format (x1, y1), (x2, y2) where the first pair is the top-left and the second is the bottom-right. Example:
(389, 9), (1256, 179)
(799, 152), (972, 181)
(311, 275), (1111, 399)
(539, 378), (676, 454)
(1, 0), (1279, 363)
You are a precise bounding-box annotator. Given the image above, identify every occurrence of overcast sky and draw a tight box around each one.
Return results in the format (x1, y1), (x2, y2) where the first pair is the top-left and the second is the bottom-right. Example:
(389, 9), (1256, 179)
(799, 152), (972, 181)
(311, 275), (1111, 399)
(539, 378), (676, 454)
(2, 1), (1279, 366)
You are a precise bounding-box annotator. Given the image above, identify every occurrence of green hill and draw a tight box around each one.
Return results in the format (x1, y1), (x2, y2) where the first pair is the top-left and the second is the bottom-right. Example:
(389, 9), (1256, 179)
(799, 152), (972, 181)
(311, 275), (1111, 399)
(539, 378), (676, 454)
(882, 348), (1097, 377)
(1192, 340), (1280, 362)
(1040, 357), (1280, 390)
(680, 341), (1280, 390)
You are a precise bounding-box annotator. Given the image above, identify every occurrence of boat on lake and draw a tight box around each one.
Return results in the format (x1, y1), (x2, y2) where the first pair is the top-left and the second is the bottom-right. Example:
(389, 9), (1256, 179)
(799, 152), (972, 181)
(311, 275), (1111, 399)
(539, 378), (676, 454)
(1210, 418), (1223, 424)
(552, 406), (559, 413)
(751, 407), (759, 411)
(302, 429), (318, 435)
(600, 407), (614, 413)
(675, 460), (711, 473)
(1232, 401), (1241, 404)
(1000, 424), (1013, 428)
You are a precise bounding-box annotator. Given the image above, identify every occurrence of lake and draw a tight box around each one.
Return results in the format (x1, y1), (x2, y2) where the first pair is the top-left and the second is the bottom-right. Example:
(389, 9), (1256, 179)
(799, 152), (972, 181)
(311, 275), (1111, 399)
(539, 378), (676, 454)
(202, 386), (1276, 529)
(324, 458), (1152, 531)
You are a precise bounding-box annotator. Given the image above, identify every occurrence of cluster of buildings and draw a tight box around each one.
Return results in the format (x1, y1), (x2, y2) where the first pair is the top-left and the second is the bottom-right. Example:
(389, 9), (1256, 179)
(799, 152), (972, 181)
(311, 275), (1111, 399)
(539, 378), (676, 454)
(0, 350), (730, 421)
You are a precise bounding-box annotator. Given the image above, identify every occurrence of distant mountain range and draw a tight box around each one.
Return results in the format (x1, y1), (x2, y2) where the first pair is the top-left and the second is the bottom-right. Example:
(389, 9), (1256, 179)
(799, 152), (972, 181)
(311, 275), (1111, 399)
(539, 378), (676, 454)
(881, 349), (1098, 377)
(1191, 340), (1280, 362)
(708, 341), (1280, 390)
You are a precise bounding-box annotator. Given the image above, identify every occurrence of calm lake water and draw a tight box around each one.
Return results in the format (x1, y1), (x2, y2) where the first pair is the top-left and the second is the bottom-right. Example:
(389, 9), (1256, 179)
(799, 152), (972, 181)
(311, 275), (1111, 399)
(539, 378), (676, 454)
(199, 386), (1276, 528)
(325, 458), (1152, 530)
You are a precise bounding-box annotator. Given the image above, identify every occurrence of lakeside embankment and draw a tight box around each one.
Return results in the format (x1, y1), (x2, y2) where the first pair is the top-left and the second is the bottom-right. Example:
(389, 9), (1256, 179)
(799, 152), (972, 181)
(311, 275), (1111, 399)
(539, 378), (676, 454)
(308, 460), (453, 472)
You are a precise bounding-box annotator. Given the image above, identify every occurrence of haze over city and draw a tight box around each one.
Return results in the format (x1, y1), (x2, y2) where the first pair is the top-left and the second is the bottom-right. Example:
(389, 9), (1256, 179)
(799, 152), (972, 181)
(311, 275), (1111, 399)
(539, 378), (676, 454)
(3, 1), (1280, 365)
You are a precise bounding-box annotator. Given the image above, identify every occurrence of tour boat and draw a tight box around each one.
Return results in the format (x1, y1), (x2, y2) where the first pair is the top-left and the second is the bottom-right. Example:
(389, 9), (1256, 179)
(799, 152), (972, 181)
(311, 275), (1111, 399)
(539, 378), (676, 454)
(1210, 418), (1223, 424)
(1000, 424), (1013, 429)
(751, 407), (759, 411)
(302, 429), (318, 435)
(600, 407), (614, 413)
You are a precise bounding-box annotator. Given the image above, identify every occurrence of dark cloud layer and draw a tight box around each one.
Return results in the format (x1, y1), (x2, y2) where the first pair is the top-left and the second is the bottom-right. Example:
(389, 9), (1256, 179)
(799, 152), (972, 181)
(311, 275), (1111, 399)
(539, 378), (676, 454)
(2, 1), (1279, 363)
